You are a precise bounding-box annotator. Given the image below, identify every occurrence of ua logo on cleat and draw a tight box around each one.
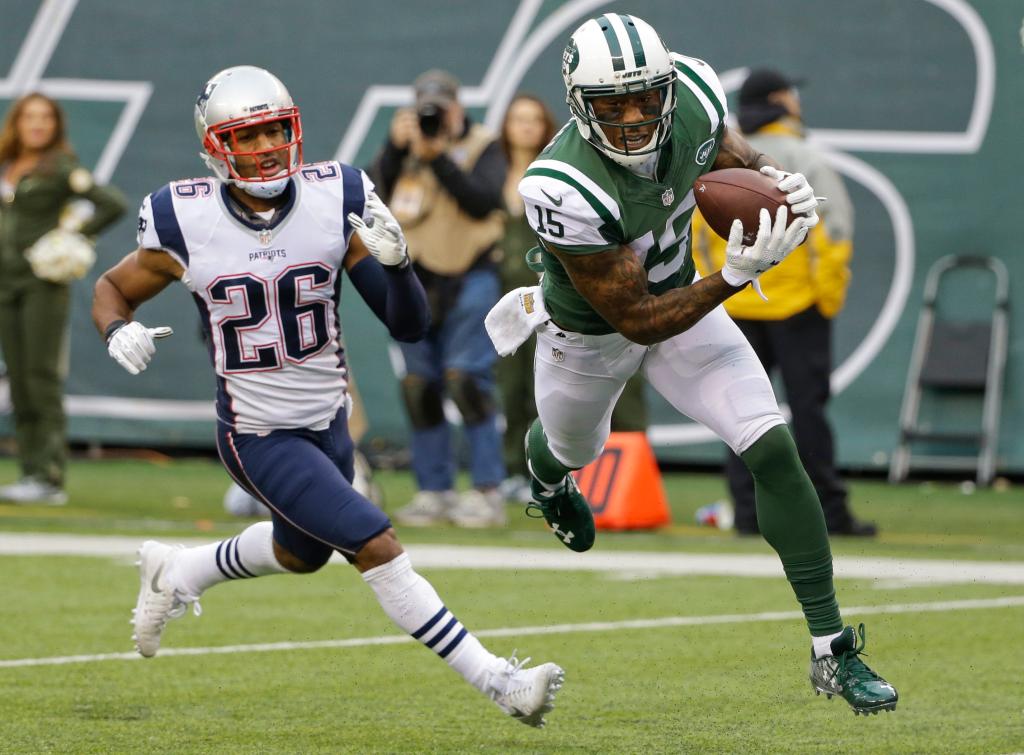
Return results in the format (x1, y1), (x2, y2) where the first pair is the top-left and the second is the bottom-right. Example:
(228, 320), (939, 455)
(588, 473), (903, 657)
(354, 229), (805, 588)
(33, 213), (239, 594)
(551, 522), (574, 544)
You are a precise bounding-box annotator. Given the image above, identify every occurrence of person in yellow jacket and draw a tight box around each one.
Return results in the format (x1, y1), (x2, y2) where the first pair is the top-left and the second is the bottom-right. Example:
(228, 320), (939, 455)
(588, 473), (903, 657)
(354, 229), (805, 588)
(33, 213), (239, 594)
(692, 69), (875, 537)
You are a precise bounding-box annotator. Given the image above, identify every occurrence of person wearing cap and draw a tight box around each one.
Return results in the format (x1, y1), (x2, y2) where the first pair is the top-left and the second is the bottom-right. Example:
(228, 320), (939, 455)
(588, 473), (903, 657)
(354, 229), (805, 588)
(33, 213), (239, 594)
(692, 68), (876, 537)
(370, 70), (509, 528)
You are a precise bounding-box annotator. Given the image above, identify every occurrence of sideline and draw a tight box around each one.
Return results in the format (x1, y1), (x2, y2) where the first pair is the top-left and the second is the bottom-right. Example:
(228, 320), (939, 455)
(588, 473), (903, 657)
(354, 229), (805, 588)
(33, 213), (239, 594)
(3, 533), (1024, 586)
(2, 595), (1022, 669)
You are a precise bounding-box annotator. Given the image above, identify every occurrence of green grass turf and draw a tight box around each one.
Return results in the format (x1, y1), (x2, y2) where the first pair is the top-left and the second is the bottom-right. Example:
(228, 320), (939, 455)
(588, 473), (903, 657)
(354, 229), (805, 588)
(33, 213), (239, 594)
(1, 457), (1022, 751)
(0, 457), (1021, 561)
(1, 554), (1022, 753)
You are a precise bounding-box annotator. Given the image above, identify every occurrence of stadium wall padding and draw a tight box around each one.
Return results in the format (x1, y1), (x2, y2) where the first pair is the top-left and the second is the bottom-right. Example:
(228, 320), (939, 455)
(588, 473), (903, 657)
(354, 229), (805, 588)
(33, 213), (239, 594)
(1, 0), (1021, 474)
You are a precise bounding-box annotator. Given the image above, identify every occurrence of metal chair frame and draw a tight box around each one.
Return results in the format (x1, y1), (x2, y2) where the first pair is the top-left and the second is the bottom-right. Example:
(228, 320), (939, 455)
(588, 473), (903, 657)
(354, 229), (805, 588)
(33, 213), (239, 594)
(889, 255), (1009, 486)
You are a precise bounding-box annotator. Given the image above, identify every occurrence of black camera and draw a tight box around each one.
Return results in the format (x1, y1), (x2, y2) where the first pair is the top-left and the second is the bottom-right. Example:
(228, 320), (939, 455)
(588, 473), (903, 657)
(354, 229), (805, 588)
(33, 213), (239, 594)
(417, 103), (445, 138)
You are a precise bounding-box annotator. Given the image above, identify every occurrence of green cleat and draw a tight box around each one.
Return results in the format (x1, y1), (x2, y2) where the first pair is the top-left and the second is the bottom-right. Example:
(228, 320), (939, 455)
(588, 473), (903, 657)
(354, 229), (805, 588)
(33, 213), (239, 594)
(526, 475), (596, 552)
(809, 624), (898, 715)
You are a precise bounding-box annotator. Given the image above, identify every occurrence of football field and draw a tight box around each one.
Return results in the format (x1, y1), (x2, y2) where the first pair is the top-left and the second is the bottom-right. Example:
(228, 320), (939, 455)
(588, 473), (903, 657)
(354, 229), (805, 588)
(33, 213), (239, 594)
(1, 458), (1022, 753)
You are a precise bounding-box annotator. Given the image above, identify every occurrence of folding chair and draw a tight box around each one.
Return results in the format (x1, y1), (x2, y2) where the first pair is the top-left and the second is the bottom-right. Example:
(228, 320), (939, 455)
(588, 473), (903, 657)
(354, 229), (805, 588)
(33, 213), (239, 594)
(889, 255), (1009, 486)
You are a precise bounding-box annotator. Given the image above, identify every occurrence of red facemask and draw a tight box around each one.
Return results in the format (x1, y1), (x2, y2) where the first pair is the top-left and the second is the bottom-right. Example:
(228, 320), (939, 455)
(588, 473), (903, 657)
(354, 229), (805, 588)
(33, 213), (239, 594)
(202, 107), (303, 183)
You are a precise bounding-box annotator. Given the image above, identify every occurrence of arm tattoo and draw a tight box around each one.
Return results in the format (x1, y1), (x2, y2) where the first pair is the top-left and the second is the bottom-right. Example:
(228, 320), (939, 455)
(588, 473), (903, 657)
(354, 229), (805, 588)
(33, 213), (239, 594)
(713, 126), (780, 171)
(551, 245), (742, 345)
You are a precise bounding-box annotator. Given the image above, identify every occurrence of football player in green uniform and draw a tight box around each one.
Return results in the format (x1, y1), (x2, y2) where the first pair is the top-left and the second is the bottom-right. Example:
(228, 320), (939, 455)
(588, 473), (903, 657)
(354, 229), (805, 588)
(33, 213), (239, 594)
(511, 13), (897, 715)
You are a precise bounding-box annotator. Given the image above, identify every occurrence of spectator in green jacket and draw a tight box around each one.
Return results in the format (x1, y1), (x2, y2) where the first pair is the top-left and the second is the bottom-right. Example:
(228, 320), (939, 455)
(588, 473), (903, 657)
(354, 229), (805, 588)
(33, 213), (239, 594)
(495, 94), (557, 503)
(0, 92), (126, 504)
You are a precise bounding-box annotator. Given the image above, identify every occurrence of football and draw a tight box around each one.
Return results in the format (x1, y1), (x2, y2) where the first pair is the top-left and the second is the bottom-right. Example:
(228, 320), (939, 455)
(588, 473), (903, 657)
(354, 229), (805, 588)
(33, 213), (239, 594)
(693, 168), (789, 245)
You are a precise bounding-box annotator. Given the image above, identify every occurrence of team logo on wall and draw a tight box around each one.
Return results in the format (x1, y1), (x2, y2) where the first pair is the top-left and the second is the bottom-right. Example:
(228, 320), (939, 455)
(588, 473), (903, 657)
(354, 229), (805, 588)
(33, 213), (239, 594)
(11, 0), (993, 445)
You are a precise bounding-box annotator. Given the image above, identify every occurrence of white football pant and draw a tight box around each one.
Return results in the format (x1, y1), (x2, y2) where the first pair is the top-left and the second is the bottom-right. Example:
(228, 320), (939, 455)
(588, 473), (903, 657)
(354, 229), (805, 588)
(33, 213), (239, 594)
(533, 301), (786, 469)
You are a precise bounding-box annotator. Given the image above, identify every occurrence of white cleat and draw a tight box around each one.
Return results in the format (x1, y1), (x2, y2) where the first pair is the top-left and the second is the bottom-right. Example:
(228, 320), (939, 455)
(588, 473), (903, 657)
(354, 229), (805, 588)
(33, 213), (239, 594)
(0, 477), (67, 505)
(449, 488), (507, 528)
(131, 540), (200, 658)
(393, 490), (457, 527)
(488, 652), (565, 728)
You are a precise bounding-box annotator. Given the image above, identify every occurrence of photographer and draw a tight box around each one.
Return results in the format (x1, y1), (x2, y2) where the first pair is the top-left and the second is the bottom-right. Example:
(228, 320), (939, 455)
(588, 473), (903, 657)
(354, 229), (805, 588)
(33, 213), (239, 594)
(370, 70), (508, 527)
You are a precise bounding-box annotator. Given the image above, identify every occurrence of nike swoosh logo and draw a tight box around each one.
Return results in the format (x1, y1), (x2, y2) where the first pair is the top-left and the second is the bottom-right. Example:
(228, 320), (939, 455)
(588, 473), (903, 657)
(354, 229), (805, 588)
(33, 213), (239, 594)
(540, 189), (563, 207)
(150, 561), (165, 592)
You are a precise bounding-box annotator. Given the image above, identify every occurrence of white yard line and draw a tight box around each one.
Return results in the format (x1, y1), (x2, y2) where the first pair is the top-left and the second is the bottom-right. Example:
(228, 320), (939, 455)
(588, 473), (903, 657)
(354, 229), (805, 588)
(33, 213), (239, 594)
(3, 533), (1024, 586)
(2, 595), (1022, 669)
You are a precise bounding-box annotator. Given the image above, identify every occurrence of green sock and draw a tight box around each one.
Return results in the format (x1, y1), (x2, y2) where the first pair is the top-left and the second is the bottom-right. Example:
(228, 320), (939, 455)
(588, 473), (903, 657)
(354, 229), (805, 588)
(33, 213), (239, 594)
(741, 425), (844, 636)
(526, 419), (575, 486)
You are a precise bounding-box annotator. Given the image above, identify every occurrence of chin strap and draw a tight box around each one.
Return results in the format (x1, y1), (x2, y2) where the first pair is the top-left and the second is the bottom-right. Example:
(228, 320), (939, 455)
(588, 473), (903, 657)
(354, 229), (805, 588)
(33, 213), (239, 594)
(585, 120), (665, 172)
(234, 176), (290, 199)
(200, 153), (291, 199)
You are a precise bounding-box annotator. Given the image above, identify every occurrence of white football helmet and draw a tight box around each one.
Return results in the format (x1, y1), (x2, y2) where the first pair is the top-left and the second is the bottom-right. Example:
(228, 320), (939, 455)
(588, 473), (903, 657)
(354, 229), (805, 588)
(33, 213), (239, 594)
(194, 66), (303, 199)
(562, 13), (676, 170)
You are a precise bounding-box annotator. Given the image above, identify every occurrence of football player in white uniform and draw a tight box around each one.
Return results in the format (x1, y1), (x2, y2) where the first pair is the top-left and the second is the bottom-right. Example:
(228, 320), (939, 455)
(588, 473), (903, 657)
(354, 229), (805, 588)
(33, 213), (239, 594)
(91, 66), (563, 728)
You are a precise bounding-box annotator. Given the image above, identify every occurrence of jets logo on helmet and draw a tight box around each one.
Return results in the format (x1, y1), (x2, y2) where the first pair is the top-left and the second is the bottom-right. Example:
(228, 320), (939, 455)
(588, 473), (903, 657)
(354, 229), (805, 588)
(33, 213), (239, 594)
(561, 39), (580, 79)
(562, 14), (676, 170)
(194, 65), (304, 199)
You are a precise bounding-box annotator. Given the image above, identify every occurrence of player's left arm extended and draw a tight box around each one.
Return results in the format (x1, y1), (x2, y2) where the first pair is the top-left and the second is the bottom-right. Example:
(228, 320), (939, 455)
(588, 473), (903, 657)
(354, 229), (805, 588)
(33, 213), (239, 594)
(548, 243), (737, 346)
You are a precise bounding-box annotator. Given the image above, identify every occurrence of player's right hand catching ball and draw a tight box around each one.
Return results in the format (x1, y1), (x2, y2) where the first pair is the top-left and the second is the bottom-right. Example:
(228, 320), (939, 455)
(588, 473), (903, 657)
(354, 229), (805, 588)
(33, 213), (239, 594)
(721, 205), (811, 296)
(347, 192), (409, 267)
(107, 321), (173, 375)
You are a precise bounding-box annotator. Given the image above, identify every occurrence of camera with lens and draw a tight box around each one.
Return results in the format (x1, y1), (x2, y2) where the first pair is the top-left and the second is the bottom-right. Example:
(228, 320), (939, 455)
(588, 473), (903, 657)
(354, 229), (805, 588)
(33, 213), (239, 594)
(417, 103), (446, 138)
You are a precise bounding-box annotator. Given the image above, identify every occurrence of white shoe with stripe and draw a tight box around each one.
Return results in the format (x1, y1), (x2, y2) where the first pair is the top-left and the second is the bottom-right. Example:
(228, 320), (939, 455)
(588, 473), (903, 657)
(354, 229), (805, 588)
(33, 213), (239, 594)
(131, 540), (201, 657)
(488, 652), (565, 728)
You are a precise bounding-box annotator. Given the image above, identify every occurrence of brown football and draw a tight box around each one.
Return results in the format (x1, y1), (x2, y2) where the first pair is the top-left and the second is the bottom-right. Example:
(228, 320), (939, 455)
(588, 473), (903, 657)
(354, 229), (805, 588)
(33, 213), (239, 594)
(693, 168), (789, 245)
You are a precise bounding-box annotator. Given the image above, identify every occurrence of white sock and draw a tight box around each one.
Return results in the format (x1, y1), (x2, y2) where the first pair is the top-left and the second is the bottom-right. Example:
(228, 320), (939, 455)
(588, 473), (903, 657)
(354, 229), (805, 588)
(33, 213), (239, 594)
(168, 521), (289, 597)
(362, 552), (500, 692)
(526, 460), (564, 492)
(813, 630), (844, 659)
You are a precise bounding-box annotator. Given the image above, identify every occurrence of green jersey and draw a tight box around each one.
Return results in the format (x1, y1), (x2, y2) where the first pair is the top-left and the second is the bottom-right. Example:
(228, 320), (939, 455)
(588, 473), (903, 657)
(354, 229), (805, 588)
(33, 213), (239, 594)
(520, 54), (728, 334)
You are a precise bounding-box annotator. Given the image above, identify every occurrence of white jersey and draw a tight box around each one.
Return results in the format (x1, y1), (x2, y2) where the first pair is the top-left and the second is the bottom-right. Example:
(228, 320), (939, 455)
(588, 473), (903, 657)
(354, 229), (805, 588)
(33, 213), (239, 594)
(137, 161), (372, 433)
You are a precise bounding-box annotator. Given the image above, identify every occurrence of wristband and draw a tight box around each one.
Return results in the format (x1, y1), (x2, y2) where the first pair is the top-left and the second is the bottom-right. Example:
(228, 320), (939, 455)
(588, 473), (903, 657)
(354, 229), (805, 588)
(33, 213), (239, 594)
(104, 319), (127, 343)
(720, 267), (750, 288)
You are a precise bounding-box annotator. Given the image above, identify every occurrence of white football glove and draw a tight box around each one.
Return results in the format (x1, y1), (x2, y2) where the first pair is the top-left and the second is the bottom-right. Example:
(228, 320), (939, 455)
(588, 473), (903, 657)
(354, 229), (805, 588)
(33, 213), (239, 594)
(107, 321), (173, 375)
(346, 192), (408, 267)
(721, 205), (812, 296)
(759, 165), (822, 227)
